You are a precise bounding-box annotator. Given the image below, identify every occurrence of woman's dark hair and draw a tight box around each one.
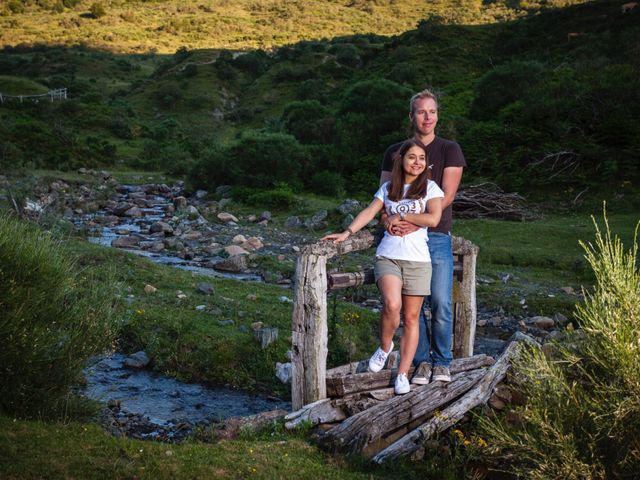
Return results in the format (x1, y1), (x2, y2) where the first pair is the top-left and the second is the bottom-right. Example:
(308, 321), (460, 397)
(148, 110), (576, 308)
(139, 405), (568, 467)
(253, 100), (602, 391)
(387, 138), (431, 201)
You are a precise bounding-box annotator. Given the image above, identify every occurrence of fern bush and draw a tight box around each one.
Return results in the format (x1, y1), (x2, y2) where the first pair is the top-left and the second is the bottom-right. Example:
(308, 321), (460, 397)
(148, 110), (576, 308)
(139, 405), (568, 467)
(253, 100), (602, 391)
(479, 210), (640, 479)
(0, 214), (118, 418)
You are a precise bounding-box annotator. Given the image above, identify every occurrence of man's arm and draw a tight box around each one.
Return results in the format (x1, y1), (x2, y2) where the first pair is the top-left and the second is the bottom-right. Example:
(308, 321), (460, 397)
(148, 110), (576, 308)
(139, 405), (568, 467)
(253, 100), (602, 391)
(441, 166), (463, 209)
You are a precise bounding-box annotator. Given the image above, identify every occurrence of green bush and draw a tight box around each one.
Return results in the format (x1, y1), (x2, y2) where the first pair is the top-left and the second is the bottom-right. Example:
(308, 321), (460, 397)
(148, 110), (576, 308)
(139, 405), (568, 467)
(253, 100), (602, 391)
(309, 170), (345, 197)
(0, 214), (119, 418)
(245, 183), (298, 210)
(479, 212), (640, 479)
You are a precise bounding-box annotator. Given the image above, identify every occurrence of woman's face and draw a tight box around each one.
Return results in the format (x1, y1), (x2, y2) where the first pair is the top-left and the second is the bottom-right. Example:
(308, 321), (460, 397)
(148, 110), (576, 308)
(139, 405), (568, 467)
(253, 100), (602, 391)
(402, 145), (426, 178)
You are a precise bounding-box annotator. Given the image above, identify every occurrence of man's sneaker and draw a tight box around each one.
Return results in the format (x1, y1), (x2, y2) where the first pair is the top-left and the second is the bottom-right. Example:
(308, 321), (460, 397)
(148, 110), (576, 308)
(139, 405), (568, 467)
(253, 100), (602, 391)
(432, 365), (451, 382)
(394, 372), (410, 395)
(411, 362), (431, 385)
(368, 342), (394, 373)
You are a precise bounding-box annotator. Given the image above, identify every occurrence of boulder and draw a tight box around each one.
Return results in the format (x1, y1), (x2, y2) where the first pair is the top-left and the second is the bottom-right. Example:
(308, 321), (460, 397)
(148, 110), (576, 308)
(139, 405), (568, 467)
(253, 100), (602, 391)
(336, 199), (361, 215)
(224, 245), (249, 256)
(124, 351), (150, 369)
(185, 205), (200, 220)
(232, 234), (247, 244)
(124, 206), (143, 218)
(285, 216), (302, 228)
(174, 196), (188, 209)
(194, 189), (208, 200)
(241, 237), (264, 251)
(529, 316), (555, 330)
(218, 212), (239, 223)
(214, 255), (248, 273)
(143, 284), (157, 294)
(275, 362), (292, 384)
(150, 221), (174, 234)
(197, 282), (214, 295)
(111, 235), (142, 248)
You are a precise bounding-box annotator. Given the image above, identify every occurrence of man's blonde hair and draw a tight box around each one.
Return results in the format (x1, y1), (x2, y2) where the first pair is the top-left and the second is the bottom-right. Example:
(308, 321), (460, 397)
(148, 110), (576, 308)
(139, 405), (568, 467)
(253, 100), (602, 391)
(409, 89), (439, 114)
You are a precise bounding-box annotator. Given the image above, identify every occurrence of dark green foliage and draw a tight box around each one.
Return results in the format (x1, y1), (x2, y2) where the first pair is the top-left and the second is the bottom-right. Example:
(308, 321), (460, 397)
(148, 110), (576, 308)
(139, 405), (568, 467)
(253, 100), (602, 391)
(155, 82), (183, 108)
(281, 100), (335, 144)
(182, 63), (197, 78)
(244, 183), (298, 210)
(233, 50), (270, 76)
(0, 214), (118, 419)
(189, 131), (309, 190)
(309, 170), (345, 197)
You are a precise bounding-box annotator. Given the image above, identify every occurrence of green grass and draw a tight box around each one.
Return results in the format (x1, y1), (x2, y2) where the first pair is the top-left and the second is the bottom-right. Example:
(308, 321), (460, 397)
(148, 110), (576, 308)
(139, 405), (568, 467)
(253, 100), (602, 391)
(0, 415), (411, 479)
(0, 75), (48, 95)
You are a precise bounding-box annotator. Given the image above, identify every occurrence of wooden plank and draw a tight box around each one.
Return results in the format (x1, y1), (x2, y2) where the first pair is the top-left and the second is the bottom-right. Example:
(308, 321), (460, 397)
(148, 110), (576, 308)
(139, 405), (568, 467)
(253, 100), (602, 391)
(326, 354), (493, 397)
(319, 369), (486, 455)
(372, 334), (537, 463)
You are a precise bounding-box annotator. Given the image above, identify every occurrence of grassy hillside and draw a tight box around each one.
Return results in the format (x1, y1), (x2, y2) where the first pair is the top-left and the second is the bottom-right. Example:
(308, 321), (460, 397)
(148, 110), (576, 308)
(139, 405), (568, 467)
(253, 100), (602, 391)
(1, 0), (590, 53)
(1, 0), (638, 207)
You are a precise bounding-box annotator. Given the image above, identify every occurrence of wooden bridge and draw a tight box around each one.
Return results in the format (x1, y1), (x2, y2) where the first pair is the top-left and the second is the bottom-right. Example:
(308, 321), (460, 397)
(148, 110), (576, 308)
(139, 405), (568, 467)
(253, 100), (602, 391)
(285, 230), (530, 461)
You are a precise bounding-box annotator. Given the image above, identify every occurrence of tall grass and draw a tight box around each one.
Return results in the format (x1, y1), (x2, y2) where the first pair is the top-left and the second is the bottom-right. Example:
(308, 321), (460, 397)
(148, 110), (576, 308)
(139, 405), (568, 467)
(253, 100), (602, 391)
(0, 213), (119, 419)
(478, 210), (640, 479)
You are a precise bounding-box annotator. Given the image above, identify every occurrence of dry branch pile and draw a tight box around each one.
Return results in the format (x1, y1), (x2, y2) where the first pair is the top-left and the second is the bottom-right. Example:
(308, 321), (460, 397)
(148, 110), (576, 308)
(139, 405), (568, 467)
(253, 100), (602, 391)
(454, 183), (537, 220)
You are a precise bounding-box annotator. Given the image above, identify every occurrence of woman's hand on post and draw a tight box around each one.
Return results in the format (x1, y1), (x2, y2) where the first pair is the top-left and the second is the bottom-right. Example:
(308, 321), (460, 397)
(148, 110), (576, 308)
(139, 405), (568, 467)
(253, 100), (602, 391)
(321, 231), (351, 244)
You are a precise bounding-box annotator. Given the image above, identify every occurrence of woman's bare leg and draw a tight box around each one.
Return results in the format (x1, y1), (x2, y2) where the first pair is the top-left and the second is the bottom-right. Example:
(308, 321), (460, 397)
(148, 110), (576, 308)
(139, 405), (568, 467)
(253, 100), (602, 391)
(377, 275), (403, 352)
(398, 295), (424, 375)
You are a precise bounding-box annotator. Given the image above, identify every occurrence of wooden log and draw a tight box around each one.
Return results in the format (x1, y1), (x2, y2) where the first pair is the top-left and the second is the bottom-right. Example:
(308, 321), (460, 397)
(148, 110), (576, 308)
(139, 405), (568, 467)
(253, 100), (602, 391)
(284, 399), (347, 429)
(326, 354), (493, 397)
(319, 368), (486, 455)
(372, 334), (537, 463)
(452, 236), (479, 358)
(327, 262), (463, 290)
(214, 409), (288, 440)
(292, 232), (377, 410)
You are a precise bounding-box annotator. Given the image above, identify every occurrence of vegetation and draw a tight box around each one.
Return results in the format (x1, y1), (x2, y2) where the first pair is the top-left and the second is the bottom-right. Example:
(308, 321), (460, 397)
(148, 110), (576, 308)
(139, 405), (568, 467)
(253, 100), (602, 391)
(0, 213), (118, 419)
(0, 1), (638, 206)
(479, 212), (640, 478)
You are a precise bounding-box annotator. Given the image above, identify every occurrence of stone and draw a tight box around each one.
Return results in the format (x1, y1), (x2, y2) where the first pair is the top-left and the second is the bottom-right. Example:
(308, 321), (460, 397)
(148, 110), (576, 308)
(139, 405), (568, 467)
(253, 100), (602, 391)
(195, 305), (206, 311)
(197, 282), (214, 295)
(247, 215), (257, 222)
(111, 235), (141, 248)
(304, 210), (328, 228)
(529, 316), (555, 329)
(176, 290), (187, 299)
(553, 312), (570, 327)
(185, 205), (200, 220)
(124, 351), (150, 369)
(151, 242), (165, 252)
(224, 245), (249, 256)
(251, 321), (264, 330)
(124, 206), (143, 217)
(284, 216), (302, 228)
(279, 296), (293, 303)
(111, 202), (133, 215)
(143, 284), (157, 294)
(561, 286), (576, 295)
(241, 237), (264, 251)
(254, 327), (278, 349)
(336, 199), (361, 215)
(259, 211), (272, 221)
(195, 189), (208, 200)
(214, 255), (247, 272)
(183, 231), (202, 240)
(232, 234), (247, 244)
(275, 362), (292, 384)
(218, 212), (239, 223)
(217, 319), (235, 327)
(174, 196), (188, 209)
(150, 221), (173, 234)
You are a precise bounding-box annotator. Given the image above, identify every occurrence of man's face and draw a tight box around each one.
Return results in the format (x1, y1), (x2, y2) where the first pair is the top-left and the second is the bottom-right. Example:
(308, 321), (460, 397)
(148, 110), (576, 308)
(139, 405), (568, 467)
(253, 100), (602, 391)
(410, 97), (438, 137)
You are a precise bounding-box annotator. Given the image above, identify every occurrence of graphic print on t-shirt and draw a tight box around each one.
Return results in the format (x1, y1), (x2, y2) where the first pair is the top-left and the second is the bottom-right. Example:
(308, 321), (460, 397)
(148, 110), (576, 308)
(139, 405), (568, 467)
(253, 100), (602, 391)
(390, 198), (427, 217)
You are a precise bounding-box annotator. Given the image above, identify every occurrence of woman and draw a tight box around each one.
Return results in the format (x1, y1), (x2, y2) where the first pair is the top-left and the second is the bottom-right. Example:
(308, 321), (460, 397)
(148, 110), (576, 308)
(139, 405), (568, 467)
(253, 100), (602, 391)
(322, 139), (443, 394)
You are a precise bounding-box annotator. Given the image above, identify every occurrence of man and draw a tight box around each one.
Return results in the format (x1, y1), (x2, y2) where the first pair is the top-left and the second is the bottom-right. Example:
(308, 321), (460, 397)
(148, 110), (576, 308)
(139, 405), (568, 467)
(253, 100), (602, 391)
(379, 88), (465, 383)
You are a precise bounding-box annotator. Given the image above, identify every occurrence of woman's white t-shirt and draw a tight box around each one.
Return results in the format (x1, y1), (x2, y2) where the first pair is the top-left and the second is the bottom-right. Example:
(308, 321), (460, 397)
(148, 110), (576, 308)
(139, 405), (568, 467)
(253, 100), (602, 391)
(374, 180), (444, 263)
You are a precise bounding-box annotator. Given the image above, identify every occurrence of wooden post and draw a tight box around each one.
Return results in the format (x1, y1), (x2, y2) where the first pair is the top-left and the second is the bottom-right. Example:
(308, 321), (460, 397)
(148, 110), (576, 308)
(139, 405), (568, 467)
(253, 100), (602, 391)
(452, 236), (479, 357)
(291, 232), (375, 410)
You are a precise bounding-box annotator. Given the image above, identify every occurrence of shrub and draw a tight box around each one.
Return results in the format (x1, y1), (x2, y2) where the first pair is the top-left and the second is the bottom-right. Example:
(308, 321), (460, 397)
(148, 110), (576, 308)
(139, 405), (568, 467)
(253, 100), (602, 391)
(309, 170), (345, 197)
(89, 2), (106, 19)
(245, 183), (298, 210)
(0, 214), (118, 418)
(479, 211), (640, 479)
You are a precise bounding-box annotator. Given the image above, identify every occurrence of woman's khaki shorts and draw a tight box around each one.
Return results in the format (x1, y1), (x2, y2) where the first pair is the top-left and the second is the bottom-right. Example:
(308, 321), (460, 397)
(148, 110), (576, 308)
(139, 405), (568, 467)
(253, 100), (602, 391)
(374, 256), (432, 296)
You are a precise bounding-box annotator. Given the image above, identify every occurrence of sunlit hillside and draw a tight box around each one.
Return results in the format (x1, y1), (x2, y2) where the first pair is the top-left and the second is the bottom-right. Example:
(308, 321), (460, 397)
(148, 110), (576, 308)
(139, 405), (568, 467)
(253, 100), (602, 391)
(1, 0), (590, 53)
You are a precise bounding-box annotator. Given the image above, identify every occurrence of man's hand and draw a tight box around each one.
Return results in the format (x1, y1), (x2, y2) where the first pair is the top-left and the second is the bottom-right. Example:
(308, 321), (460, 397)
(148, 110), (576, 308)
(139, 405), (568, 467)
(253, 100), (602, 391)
(381, 212), (420, 236)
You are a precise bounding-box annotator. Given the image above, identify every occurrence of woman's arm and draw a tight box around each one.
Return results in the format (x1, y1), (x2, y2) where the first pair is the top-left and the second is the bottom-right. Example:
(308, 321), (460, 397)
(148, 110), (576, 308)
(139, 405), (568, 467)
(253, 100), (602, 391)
(322, 198), (384, 243)
(388, 197), (442, 228)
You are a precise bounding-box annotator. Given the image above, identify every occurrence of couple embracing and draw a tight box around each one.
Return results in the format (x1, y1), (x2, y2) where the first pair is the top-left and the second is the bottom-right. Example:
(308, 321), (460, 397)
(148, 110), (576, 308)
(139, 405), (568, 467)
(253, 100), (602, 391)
(323, 89), (466, 395)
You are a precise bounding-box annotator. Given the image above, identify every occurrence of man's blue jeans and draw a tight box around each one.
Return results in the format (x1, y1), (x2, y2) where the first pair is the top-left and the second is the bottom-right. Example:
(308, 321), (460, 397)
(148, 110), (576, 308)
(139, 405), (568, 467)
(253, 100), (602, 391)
(413, 232), (453, 368)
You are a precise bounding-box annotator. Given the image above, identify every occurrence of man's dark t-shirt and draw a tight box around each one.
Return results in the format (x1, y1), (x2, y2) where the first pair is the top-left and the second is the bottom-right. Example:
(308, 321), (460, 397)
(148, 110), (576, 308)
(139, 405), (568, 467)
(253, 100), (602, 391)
(381, 136), (466, 235)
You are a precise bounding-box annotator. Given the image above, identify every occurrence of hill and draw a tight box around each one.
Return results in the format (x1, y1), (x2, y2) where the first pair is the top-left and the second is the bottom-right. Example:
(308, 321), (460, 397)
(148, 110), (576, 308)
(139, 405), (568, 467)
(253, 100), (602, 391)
(0, 0), (638, 209)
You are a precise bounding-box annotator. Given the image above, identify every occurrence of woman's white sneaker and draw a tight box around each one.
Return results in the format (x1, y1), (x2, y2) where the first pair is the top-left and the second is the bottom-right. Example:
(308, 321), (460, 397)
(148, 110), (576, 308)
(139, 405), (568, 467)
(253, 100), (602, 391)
(368, 342), (394, 372)
(394, 372), (410, 395)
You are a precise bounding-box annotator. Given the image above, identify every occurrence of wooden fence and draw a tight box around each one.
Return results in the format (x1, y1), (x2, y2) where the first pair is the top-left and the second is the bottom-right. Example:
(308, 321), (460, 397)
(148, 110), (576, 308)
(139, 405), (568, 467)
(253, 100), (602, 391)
(0, 88), (67, 104)
(291, 230), (479, 410)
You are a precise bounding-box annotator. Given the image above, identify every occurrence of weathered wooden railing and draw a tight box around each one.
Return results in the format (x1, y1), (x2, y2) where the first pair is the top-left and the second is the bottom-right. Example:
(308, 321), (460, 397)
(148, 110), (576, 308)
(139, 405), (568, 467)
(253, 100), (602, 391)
(291, 231), (479, 410)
